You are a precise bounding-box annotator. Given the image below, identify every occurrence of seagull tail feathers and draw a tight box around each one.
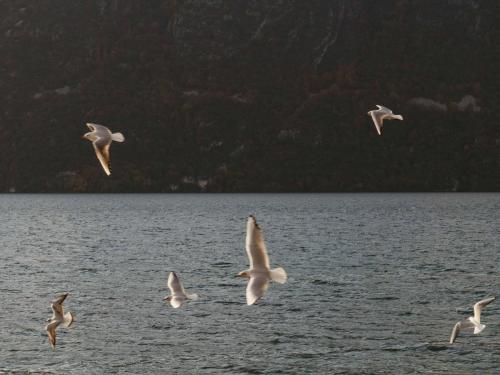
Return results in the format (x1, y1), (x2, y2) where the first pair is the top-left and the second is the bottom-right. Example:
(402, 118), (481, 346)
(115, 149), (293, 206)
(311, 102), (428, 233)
(474, 324), (486, 334)
(111, 132), (125, 142)
(270, 267), (287, 284)
(187, 293), (199, 301)
(394, 115), (403, 120)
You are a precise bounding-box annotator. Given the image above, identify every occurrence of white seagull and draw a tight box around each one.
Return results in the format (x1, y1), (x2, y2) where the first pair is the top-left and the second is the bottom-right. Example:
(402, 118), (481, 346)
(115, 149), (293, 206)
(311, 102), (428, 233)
(236, 215), (287, 305)
(45, 293), (74, 350)
(82, 123), (125, 176)
(367, 105), (403, 135)
(449, 296), (495, 344)
(163, 271), (199, 308)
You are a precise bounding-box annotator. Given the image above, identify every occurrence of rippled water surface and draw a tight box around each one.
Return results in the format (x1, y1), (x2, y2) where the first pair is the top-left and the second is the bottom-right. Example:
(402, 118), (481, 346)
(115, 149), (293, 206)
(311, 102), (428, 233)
(0, 193), (499, 374)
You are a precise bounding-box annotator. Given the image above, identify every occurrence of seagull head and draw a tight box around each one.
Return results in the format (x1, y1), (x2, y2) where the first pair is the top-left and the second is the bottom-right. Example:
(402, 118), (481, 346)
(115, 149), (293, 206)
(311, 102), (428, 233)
(236, 271), (250, 279)
(163, 296), (172, 302)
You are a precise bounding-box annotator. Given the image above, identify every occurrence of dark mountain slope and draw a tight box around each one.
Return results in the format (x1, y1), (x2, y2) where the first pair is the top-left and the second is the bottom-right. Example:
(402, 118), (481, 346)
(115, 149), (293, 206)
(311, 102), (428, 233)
(0, 0), (498, 192)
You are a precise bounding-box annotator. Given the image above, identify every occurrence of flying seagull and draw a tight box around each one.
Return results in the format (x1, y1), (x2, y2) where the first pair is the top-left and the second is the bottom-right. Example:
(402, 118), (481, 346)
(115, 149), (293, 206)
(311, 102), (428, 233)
(236, 215), (287, 305)
(45, 293), (74, 350)
(82, 123), (125, 176)
(367, 105), (403, 135)
(449, 296), (495, 344)
(163, 271), (199, 308)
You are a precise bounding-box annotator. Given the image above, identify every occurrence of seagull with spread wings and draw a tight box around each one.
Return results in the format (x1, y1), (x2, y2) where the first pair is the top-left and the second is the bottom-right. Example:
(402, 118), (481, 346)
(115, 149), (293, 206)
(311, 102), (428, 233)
(450, 297), (495, 344)
(236, 215), (287, 305)
(82, 123), (125, 176)
(163, 271), (198, 308)
(367, 105), (403, 135)
(45, 293), (74, 350)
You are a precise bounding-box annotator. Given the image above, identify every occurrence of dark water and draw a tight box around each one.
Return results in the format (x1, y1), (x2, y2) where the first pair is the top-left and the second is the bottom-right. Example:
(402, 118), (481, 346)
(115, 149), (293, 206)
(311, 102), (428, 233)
(0, 193), (499, 374)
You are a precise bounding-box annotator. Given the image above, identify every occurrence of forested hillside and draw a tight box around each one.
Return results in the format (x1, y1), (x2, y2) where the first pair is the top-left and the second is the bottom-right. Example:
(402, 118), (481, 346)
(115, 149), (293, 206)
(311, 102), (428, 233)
(0, 0), (499, 192)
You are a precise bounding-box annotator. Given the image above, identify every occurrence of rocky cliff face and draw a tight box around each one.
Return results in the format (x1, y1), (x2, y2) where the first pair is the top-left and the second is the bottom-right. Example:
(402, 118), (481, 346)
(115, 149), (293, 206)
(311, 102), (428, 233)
(0, 0), (498, 192)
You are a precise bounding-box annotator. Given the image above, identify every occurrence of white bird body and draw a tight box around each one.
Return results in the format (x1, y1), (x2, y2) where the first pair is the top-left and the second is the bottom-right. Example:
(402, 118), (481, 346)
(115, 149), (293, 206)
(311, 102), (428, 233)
(45, 293), (74, 350)
(82, 123), (125, 176)
(367, 105), (403, 135)
(237, 215), (287, 305)
(449, 297), (495, 344)
(163, 271), (198, 308)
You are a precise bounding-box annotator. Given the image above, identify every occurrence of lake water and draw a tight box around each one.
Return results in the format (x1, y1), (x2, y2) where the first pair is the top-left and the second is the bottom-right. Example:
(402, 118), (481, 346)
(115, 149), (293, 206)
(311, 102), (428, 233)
(0, 193), (499, 374)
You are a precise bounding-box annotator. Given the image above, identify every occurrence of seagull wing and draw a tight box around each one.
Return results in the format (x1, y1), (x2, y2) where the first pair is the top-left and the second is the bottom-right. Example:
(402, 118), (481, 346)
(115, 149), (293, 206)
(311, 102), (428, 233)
(168, 272), (185, 295)
(245, 216), (270, 270)
(87, 123), (111, 135)
(52, 293), (68, 305)
(46, 321), (58, 349)
(51, 302), (64, 319)
(450, 321), (461, 344)
(369, 111), (384, 135)
(246, 275), (269, 305)
(450, 317), (476, 344)
(376, 105), (393, 113)
(474, 297), (495, 322)
(93, 140), (111, 176)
